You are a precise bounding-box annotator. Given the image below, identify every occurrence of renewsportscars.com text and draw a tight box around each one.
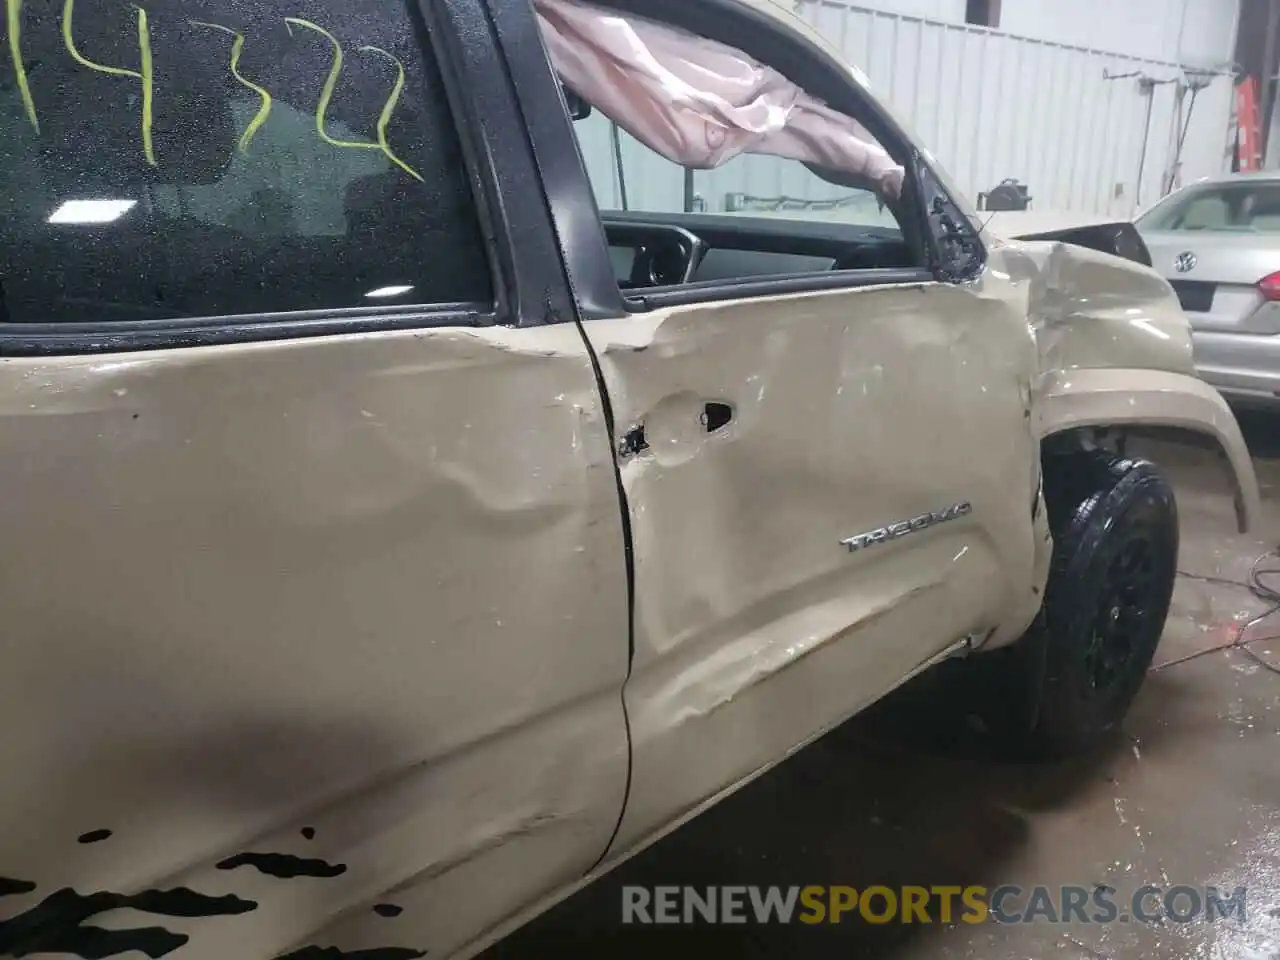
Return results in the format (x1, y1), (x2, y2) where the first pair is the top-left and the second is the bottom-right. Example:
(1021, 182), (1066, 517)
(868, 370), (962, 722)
(621, 884), (1249, 925)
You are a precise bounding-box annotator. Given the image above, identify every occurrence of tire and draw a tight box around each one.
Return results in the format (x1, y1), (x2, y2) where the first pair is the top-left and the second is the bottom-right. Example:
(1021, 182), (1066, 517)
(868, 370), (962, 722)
(1026, 450), (1179, 758)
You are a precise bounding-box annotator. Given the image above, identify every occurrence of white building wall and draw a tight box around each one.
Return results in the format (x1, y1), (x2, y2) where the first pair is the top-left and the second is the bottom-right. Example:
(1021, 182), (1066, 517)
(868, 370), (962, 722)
(803, 0), (1242, 210)
(844, 0), (965, 21)
(1001, 0), (1234, 64)
(847, 0), (1239, 64)
(578, 0), (1241, 217)
(792, 0), (1239, 214)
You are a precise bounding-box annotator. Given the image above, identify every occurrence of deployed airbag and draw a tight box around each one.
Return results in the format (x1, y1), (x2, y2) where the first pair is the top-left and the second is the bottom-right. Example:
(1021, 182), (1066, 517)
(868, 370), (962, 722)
(534, 0), (905, 199)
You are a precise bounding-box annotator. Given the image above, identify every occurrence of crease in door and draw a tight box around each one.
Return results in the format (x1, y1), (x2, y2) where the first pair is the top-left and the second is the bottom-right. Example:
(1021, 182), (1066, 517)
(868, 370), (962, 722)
(572, 313), (637, 873)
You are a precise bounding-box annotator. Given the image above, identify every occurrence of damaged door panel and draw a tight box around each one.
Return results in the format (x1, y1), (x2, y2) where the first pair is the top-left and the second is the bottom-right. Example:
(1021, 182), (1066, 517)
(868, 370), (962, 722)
(522, 0), (1048, 868)
(579, 279), (1044, 858)
(1, 0), (1269, 954)
(0, 327), (630, 960)
(0, 0), (632, 952)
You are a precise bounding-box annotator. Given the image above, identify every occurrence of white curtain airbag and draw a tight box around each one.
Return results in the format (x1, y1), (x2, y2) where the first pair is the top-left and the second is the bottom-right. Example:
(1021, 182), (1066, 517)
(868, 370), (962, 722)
(533, 0), (905, 200)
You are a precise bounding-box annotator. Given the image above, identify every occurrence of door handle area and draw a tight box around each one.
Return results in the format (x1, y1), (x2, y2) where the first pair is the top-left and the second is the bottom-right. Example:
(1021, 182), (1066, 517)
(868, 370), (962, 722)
(700, 402), (733, 433)
(618, 400), (733, 461)
(618, 423), (649, 458)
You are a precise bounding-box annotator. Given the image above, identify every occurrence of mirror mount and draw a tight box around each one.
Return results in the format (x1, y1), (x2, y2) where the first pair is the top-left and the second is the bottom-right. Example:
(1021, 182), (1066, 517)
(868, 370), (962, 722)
(562, 84), (593, 121)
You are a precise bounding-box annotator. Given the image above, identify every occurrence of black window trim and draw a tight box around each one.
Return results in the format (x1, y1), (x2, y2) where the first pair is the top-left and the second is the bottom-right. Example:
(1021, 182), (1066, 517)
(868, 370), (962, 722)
(0, 0), (563, 357)
(0, 302), (493, 357)
(488, 0), (976, 319)
(481, 0), (627, 323)
(424, 0), (580, 329)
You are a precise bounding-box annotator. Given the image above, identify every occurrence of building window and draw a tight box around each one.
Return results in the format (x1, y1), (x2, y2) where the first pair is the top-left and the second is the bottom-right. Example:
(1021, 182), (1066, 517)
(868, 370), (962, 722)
(965, 0), (1001, 27)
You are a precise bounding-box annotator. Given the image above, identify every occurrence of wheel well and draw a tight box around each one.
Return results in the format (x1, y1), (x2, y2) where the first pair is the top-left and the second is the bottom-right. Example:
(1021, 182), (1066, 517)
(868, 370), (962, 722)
(1043, 423), (1230, 463)
(1042, 424), (1246, 531)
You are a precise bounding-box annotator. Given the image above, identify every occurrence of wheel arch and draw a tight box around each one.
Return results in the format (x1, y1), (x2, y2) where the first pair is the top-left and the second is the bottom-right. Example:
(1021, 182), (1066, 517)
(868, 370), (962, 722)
(1036, 368), (1260, 534)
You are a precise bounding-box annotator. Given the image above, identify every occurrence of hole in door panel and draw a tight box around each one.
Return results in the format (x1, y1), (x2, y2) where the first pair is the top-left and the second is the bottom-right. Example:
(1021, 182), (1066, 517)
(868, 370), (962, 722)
(702, 402), (733, 433)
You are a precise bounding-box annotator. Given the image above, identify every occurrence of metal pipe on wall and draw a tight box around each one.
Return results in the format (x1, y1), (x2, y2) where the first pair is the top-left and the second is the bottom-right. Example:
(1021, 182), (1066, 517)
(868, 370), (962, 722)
(1136, 77), (1159, 206)
(1260, 0), (1280, 163)
(610, 121), (629, 211)
(1174, 0), (1191, 61)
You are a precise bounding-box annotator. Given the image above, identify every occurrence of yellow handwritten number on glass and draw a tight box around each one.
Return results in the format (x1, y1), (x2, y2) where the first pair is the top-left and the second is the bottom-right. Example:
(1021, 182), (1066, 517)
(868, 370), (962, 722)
(189, 21), (272, 154)
(358, 45), (422, 182)
(283, 17), (421, 182)
(6, 0), (38, 131)
(62, 0), (156, 166)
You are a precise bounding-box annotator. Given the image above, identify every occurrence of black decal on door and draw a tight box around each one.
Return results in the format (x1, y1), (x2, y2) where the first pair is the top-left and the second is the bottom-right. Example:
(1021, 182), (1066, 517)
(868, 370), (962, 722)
(217, 852), (347, 879)
(0, 885), (257, 958)
(276, 948), (426, 960)
(0, 878), (36, 897)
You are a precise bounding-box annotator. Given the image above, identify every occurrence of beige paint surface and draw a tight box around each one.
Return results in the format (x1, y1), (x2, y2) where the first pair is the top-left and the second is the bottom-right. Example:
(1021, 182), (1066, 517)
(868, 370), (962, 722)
(1001, 237), (1260, 532)
(0, 0), (1265, 952)
(0, 233), (1262, 960)
(0, 246), (1262, 960)
(581, 268), (1047, 859)
(452, 240), (1260, 960)
(574, 235), (1259, 882)
(0, 325), (630, 959)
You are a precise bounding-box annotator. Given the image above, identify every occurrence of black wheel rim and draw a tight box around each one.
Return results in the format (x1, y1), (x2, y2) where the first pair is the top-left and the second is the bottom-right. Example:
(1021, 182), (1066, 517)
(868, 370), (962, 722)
(1084, 538), (1159, 694)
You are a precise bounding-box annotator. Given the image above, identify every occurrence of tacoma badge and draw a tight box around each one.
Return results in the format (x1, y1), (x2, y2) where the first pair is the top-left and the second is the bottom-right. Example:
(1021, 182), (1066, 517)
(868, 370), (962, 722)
(840, 502), (973, 554)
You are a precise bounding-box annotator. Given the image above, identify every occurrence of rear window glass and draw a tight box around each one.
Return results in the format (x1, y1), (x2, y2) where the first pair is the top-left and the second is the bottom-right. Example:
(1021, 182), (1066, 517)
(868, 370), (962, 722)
(1139, 182), (1280, 234)
(0, 0), (491, 324)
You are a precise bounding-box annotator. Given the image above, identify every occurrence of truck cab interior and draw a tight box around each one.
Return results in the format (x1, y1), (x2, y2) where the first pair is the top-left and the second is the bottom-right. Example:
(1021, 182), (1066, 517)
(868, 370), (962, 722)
(541, 0), (934, 296)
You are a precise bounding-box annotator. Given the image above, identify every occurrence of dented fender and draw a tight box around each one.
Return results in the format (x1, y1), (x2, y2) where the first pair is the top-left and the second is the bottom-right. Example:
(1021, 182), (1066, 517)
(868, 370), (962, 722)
(991, 236), (1198, 378)
(1036, 368), (1261, 534)
(989, 237), (1261, 534)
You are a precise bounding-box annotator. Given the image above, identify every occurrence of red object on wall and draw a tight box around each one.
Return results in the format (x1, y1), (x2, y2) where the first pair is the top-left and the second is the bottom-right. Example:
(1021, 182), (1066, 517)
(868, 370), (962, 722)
(1238, 76), (1262, 172)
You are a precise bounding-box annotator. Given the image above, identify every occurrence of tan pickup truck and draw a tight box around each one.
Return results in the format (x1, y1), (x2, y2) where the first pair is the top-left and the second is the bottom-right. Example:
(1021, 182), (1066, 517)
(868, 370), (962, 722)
(0, 0), (1259, 956)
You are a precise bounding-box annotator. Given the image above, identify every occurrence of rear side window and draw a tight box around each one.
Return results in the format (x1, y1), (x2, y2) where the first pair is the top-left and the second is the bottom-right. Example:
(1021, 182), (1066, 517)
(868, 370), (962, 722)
(0, 0), (491, 324)
(1139, 182), (1280, 234)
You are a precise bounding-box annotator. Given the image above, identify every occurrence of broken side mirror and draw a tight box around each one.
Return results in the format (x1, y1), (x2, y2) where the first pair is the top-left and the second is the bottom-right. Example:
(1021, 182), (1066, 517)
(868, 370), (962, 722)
(919, 167), (985, 283)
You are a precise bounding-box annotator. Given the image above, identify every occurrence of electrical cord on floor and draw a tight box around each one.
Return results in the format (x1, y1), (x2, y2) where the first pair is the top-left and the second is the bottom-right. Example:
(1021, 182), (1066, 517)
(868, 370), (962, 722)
(1159, 547), (1280, 675)
(1239, 646), (1280, 676)
(1237, 549), (1280, 675)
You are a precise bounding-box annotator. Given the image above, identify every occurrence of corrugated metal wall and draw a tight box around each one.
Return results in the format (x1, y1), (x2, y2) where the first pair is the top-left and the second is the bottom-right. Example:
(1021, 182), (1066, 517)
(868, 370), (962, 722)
(575, 0), (1237, 218)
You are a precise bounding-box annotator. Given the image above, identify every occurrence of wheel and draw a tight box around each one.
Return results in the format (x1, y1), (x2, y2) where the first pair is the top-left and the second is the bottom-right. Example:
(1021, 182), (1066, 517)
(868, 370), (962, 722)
(1026, 450), (1179, 758)
(862, 449), (1177, 759)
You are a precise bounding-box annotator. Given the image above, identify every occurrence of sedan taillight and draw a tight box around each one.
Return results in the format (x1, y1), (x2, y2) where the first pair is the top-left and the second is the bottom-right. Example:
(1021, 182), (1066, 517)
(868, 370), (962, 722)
(1259, 271), (1280, 301)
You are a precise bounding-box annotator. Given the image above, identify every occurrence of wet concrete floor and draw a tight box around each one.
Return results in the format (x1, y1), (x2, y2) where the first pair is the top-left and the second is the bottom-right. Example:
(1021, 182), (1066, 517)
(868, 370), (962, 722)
(487, 412), (1280, 960)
